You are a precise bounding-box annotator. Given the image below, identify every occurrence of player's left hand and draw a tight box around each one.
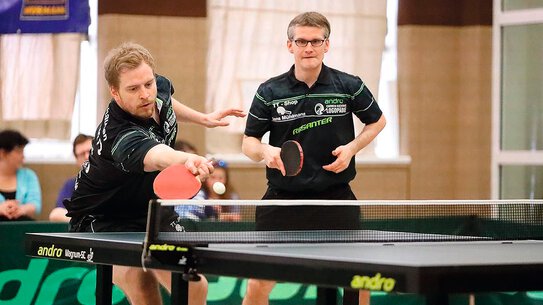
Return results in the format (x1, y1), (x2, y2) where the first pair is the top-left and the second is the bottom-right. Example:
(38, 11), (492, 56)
(203, 108), (246, 128)
(322, 144), (355, 173)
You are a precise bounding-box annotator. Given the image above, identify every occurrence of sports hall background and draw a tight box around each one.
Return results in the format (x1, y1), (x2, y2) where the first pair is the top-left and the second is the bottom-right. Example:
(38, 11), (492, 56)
(20, 0), (492, 221)
(2, 1), (542, 305)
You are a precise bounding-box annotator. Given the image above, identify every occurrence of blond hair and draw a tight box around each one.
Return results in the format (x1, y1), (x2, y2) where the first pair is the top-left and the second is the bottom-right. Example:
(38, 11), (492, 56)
(287, 12), (331, 40)
(103, 42), (155, 88)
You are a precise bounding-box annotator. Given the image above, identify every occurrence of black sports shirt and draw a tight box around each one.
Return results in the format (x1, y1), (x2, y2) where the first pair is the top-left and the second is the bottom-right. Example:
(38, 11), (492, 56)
(244, 64), (382, 192)
(65, 75), (178, 219)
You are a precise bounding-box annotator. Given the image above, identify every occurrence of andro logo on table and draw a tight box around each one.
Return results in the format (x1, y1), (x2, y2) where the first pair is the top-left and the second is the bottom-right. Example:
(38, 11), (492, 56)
(149, 243), (188, 252)
(36, 244), (95, 262)
(351, 273), (396, 292)
(36, 244), (63, 258)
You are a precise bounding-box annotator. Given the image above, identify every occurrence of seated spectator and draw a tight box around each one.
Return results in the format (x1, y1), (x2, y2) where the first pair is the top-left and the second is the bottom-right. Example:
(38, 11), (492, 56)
(173, 139), (207, 219)
(174, 139), (198, 154)
(202, 159), (241, 221)
(49, 134), (93, 222)
(175, 159), (241, 221)
(0, 129), (41, 221)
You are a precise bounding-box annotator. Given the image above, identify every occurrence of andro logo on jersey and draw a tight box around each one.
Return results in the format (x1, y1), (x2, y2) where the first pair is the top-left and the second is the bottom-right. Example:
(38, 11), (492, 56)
(350, 273), (396, 292)
(324, 98), (344, 104)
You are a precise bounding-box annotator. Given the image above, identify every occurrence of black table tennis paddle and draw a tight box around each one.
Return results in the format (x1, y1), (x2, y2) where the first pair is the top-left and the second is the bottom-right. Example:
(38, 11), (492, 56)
(280, 140), (304, 176)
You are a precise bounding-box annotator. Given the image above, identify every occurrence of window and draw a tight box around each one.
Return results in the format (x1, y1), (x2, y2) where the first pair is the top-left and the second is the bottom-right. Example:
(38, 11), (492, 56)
(492, 2), (543, 198)
(375, 0), (399, 158)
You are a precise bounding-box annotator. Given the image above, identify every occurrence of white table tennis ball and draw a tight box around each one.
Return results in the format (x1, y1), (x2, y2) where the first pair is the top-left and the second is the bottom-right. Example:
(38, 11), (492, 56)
(213, 182), (226, 195)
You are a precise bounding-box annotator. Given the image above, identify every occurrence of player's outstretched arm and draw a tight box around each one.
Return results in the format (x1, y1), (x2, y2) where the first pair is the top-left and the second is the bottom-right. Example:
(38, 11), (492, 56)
(172, 97), (245, 128)
(143, 144), (212, 178)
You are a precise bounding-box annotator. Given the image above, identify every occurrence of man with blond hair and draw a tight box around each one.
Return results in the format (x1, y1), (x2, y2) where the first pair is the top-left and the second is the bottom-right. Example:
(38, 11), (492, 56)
(65, 42), (245, 305)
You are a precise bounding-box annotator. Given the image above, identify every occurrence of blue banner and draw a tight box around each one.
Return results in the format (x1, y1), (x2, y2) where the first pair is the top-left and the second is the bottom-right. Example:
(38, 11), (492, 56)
(0, 0), (90, 34)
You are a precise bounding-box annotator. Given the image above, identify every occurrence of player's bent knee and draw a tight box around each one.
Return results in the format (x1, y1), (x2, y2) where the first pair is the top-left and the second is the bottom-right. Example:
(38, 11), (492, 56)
(112, 266), (163, 304)
(189, 275), (208, 305)
(112, 266), (147, 289)
(189, 275), (208, 294)
(246, 279), (276, 296)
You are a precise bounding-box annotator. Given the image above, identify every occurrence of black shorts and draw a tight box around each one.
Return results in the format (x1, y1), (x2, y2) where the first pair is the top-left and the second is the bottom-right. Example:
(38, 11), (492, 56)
(69, 207), (184, 233)
(255, 184), (360, 231)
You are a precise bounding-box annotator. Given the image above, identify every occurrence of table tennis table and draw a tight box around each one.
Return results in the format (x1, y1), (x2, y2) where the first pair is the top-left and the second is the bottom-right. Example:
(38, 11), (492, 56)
(25, 230), (543, 305)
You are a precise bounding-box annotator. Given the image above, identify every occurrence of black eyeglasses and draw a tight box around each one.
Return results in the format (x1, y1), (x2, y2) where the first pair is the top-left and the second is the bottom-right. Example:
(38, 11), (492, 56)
(292, 39), (326, 47)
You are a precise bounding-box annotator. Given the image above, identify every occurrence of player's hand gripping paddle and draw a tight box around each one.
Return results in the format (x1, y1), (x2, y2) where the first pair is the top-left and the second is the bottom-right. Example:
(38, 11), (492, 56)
(153, 164), (201, 199)
(280, 140), (304, 176)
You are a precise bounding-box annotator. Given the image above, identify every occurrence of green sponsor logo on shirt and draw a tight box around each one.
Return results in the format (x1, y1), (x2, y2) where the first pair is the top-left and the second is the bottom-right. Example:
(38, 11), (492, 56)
(292, 117), (333, 135)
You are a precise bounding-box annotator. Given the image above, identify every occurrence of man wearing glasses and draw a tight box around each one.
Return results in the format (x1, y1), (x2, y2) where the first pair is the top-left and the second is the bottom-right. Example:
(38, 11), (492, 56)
(242, 11), (386, 305)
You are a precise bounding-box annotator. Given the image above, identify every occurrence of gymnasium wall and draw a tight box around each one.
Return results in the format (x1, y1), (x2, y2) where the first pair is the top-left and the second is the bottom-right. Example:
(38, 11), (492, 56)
(94, 0), (493, 202)
(26, 0), (494, 220)
(397, 0), (492, 199)
(97, 0), (208, 154)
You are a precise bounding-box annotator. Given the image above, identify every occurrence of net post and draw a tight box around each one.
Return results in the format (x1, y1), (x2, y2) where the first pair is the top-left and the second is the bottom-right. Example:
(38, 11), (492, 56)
(142, 199), (163, 270)
(146, 199), (162, 243)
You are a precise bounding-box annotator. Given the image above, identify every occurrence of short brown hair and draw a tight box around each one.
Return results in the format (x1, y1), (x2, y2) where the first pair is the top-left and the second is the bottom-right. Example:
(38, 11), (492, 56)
(103, 42), (155, 88)
(72, 134), (93, 157)
(287, 12), (331, 40)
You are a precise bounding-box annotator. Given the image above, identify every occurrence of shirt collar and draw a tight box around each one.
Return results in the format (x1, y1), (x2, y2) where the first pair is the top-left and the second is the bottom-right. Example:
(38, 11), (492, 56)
(287, 63), (332, 89)
(155, 97), (163, 115)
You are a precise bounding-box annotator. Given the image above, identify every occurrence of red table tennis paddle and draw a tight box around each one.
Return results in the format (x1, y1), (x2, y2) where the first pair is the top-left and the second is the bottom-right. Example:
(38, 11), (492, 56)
(153, 164), (201, 199)
(280, 140), (304, 176)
